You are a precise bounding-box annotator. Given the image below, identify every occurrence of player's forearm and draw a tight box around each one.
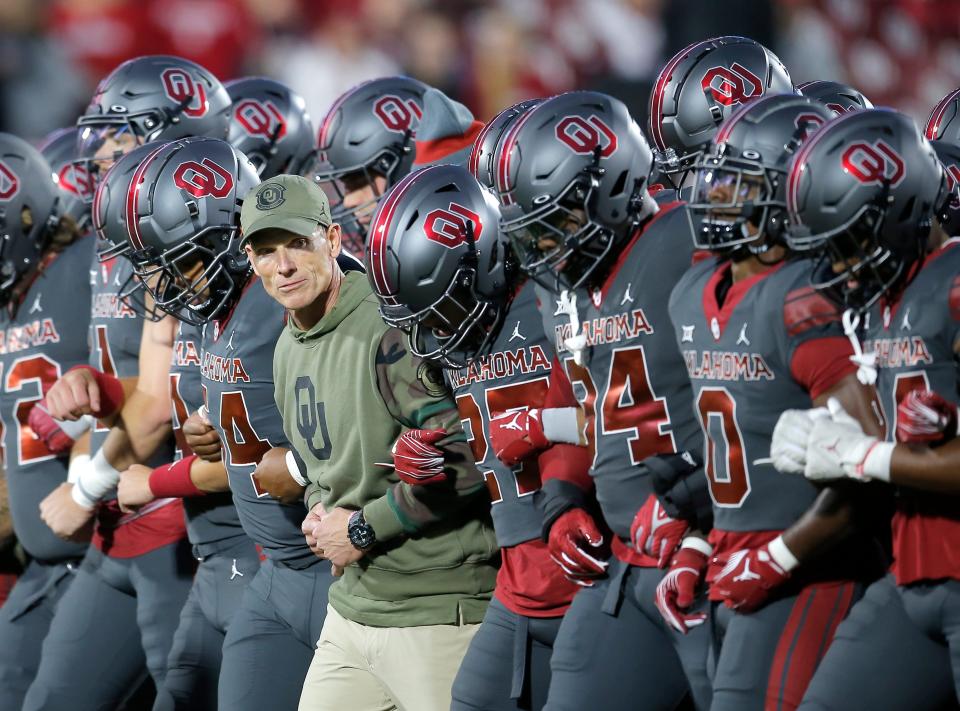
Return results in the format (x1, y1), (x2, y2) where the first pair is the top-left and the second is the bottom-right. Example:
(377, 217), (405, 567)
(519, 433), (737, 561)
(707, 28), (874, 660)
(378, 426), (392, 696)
(190, 458), (230, 493)
(888, 438), (960, 493)
(780, 487), (855, 563)
(103, 389), (173, 470)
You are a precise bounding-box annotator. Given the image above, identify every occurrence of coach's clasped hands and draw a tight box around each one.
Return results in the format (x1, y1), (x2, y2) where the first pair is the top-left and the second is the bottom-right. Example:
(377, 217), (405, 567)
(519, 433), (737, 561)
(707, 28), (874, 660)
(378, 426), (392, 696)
(302, 503), (363, 576)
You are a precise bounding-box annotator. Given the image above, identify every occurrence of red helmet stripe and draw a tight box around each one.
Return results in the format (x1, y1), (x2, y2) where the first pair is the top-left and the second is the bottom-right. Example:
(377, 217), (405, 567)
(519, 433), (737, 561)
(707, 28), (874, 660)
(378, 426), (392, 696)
(925, 88), (960, 140)
(494, 105), (539, 204)
(125, 145), (167, 251)
(786, 110), (862, 219)
(649, 40), (714, 151)
(367, 167), (427, 303)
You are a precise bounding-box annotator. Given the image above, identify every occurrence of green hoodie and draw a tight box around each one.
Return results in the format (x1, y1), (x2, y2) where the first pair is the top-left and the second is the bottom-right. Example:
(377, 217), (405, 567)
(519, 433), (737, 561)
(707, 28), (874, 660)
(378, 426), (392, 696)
(273, 271), (497, 627)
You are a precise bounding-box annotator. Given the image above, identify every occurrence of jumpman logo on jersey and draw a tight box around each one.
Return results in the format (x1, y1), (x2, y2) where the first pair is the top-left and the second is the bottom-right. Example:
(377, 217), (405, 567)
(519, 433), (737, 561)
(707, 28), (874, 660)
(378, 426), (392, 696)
(900, 307), (912, 331)
(508, 321), (526, 342)
(226, 330), (236, 351)
(681, 325), (695, 342)
(620, 283), (634, 306)
(736, 323), (750, 346)
(230, 559), (244, 580)
(29, 293), (42, 314)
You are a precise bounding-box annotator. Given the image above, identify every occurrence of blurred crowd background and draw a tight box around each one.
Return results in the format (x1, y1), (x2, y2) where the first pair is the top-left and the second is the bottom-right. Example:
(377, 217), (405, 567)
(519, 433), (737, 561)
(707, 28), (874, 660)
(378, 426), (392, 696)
(1, 0), (958, 142)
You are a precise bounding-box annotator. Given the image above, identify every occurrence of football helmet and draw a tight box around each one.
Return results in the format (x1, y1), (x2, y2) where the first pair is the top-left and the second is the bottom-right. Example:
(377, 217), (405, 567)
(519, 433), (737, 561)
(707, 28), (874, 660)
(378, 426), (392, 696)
(492, 90), (652, 289)
(366, 164), (514, 368)
(649, 36), (793, 186)
(0, 133), (61, 307)
(785, 108), (945, 311)
(468, 99), (542, 191)
(796, 80), (873, 115)
(931, 139), (960, 237)
(123, 137), (260, 325)
(225, 77), (315, 179)
(688, 93), (832, 254)
(76, 55), (231, 196)
(309, 77), (428, 252)
(40, 128), (94, 231)
(925, 88), (960, 143)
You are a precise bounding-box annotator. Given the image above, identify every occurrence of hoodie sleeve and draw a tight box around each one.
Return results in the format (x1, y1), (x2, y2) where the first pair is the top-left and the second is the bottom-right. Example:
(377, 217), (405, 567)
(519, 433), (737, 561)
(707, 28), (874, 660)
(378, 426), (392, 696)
(362, 328), (488, 542)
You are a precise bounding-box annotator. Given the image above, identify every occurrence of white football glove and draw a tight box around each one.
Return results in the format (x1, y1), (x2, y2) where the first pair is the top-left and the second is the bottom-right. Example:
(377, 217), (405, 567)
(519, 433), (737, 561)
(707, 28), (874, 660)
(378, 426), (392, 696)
(770, 407), (829, 474)
(805, 398), (893, 483)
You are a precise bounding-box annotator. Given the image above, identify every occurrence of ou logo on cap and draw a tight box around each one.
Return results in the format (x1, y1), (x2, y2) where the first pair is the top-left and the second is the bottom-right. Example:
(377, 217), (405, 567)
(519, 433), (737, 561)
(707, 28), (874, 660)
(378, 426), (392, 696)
(554, 115), (618, 158)
(700, 63), (764, 107)
(841, 140), (906, 187)
(423, 202), (483, 248)
(173, 158), (234, 199)
(0, 161), (19, 201)
(161, 68), (209, 119)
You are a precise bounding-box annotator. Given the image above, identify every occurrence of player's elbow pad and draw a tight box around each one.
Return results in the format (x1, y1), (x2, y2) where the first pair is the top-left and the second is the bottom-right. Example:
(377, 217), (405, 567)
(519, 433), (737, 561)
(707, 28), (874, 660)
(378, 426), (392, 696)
(646, 451), (714, 533)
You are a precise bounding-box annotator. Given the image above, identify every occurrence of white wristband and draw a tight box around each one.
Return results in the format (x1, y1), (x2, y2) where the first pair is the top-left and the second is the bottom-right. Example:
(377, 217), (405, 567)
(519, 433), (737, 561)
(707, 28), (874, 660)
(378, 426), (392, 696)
(541, 407), (581, 445)
(72, 448), (121, 510)
(67, 454), (90, 485)
(768, 534), (800, 573)
(285, 450), (308, 487)
(680, 536), (713, 557)
(861, 441), (895, 482)
(55, 414), (95, 440)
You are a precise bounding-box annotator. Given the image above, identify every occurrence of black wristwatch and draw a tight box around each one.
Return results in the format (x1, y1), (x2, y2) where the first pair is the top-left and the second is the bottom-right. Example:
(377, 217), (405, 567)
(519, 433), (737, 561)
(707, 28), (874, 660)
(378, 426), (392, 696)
(348, 510), (377, 551)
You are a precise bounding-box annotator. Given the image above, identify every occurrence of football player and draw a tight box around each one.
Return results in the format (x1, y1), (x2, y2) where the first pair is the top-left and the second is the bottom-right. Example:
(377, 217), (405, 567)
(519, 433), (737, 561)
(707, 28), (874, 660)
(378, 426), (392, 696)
(0, 134), (95, 709)
(489, 90), (714, 710)
(668, 97), (890, 710)
(122, 136), (361, 710)
(648, 36), (793, 193)
(366, 161), (587, 710)
(770, 111), (960, 709)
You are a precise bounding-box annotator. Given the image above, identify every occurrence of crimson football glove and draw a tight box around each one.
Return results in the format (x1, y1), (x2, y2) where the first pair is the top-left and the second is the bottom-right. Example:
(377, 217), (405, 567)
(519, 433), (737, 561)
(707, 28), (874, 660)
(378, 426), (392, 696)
(28, 399), (84, 455)
(711, 541), (793, 612)
(548, 508), (609, 586)
(631, 495), (688, 568)
(392, 429), (447, 485)
(896, 388), (958, 446)
(489, 408), (551, 466)
(655, 543), (709, 634)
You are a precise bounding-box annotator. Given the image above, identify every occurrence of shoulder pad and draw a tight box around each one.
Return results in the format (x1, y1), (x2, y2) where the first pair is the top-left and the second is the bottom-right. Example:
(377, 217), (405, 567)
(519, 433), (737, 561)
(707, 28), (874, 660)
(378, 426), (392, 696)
(784, 285), (842, 337)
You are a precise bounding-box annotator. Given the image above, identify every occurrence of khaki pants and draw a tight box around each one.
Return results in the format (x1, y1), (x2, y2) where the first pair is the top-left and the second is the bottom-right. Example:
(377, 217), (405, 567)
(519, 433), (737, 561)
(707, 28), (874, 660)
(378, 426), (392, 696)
(299, 604), (479, 711)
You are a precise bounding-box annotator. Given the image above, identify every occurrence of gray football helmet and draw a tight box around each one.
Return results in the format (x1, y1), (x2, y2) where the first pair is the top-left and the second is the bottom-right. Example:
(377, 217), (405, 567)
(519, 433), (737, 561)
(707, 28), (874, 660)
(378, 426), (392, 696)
(123, 137), (260, 325)
(225, 77), (315, 179)
(688, 93), (832, 254)
(308, 76), (428, 253)
(491, 90), (652, 289)
(785, 108), (945, 311)
(931, 139), (960, 237)
(926, 88), (960, 143)
(0, 133), (61, 307)
(40, 128), (93, 232)
(365, 164), (514, 368)
(796, 80), (873, 115)
(649, 36), (793, 186)
(76, 55), (231, 196)
(468, 99), (542, 191)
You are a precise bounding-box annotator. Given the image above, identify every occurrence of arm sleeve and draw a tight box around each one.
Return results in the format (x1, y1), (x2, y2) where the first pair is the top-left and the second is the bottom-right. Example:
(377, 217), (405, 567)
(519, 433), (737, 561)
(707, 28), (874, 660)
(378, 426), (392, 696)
(790, 337), (859, 401)
(537, 357), (592, 490)
(363, 328), (488, 542)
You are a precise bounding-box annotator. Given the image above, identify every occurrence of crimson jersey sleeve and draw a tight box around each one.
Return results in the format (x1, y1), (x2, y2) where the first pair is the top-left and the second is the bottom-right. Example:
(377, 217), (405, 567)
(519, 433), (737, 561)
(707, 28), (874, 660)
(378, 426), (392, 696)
(783, 285), (858, 398)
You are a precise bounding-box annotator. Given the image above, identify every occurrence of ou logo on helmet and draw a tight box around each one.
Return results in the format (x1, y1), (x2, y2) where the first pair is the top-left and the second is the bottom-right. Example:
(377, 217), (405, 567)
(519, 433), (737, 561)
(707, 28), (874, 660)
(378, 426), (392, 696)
(554, 115), (618, 158)
(793, 113), (826, 142)
(423, 202), (483, 249)
(373, 96), (423, 133)
(235, 100), (287, 140)
(0, 161), (19, 201)
(841, 140), (906, 187)
(58, 163), (93, 201)
(161, 68), (209, 119)
(173, 158), (235, 199)
(700, 63), (764, 107)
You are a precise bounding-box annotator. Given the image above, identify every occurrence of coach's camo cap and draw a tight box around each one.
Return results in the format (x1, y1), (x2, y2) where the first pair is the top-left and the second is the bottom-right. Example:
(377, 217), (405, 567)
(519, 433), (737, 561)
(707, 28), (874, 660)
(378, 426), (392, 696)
(240, 174), (332, 247)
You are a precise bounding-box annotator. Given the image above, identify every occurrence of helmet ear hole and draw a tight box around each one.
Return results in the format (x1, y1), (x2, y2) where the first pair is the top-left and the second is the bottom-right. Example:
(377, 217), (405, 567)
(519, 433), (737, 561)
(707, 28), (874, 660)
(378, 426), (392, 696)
(608, 170), (628, 198)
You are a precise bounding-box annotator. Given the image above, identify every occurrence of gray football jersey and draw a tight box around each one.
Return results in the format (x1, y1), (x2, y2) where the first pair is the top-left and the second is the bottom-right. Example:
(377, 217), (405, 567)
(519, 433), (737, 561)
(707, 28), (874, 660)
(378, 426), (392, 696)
(669, 257), (849, 532)
(536, 202), (704, 539)
(0, 236), (95, 561)
(201, 278), (315, 568)
(445, 281), (554, 548)
(171, 321), (245, 546)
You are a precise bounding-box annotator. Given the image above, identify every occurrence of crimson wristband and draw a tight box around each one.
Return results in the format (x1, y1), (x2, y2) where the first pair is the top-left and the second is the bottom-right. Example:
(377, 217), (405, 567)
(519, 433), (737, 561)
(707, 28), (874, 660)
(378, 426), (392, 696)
(68, 365), (125, 418)
(148, 455), (204, 498)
